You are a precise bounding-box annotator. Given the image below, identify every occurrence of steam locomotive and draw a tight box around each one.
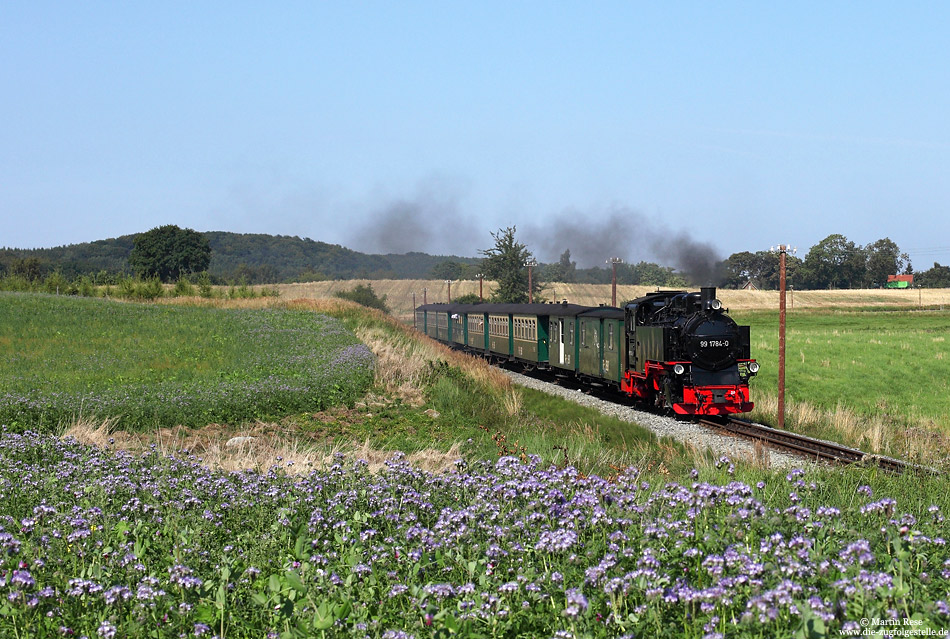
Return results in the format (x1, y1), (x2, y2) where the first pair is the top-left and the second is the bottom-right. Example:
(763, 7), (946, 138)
(415, 287), (758, 416)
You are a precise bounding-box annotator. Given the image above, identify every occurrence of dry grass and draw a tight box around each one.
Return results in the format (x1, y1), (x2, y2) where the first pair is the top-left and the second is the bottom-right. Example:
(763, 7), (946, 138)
(62, 418), (465, 475)
(749, 392), (950, 465)
(254, 280), (950, 324)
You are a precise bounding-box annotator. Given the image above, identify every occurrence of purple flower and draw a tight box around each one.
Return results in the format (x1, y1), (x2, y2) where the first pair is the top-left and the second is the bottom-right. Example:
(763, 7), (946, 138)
(563, 588), (588, 618)
(536, 528), (578, 552)
(97, 620), (117, 639)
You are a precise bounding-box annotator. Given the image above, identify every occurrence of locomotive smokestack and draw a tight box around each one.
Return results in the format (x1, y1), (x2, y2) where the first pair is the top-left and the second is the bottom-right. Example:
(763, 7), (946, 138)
(701, 287), (716, 308)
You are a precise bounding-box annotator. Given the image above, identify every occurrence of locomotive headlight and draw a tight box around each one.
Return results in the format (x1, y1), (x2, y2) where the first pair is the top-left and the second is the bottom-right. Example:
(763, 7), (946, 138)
(748, 362), (760, 374)
(673, 364), (685, 375)
(710, 299), (723, 310)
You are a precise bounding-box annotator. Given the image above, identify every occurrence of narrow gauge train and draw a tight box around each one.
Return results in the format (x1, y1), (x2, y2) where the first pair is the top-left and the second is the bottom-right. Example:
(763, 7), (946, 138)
(415, 287), (759, 416)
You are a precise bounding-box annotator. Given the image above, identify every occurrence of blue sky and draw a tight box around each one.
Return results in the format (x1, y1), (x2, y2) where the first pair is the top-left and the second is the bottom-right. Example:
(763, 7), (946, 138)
(3, 2), (950, 269)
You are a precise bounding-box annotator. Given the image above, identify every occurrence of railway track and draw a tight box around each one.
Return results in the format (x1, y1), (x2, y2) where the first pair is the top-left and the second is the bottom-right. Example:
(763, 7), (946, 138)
(698, 416), (935, 475)
(498, 361), (938, 475)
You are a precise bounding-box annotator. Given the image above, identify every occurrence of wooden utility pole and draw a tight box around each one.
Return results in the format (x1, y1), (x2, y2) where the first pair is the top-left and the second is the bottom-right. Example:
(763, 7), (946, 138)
(525, 259), (537, 303)
(772, 244), (794, 429)
(607, 257), (623, 306)
(476, 273), (484, 302)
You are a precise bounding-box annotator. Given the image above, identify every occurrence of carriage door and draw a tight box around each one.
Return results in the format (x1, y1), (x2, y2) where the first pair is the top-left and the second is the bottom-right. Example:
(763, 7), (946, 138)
(558, 318), (565, 364)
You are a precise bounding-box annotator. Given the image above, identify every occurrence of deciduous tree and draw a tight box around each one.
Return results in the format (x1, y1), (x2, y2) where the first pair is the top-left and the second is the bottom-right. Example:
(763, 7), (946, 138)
(430, 260), (464, 280)
(916, 262), (950, 288)
(864, 238), (911, 287)
(479, 226), (541, 303)
(128, 225), (211, 282)
(800, 234), (865, 289)
(721, 250), (803, 289)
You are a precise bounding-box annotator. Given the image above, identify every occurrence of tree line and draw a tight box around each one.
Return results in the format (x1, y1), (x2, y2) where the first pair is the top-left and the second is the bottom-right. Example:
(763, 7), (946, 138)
(0, 228), (439, 285)
(435, 230), (946, 300)
(457, 227), (688, 304)
(4, 226), (950, 297)
(719, 233), (948, 289)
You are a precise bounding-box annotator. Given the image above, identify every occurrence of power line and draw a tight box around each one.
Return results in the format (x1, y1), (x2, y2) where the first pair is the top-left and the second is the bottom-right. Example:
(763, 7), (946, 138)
(905, 247), (950, 256)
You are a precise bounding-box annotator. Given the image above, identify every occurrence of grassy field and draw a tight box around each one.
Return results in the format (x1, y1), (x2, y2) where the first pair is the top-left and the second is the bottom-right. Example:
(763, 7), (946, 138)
(0, 293), (374, 432)
(732, 308), (950, 463)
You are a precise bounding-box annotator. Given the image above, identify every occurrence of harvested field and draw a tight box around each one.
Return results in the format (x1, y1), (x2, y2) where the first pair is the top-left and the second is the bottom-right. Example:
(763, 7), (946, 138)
(267, 279), (950, 323)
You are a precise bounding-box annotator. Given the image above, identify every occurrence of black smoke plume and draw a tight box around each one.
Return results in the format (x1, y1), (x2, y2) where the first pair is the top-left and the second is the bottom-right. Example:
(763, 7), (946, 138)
(523, 207), (725, 285)
(350, 180), (476, 255)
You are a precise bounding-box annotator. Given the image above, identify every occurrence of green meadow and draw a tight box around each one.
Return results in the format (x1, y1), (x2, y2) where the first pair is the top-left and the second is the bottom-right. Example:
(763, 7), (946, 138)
(0, 293), (375, 432)
(735, 308), (950, 459)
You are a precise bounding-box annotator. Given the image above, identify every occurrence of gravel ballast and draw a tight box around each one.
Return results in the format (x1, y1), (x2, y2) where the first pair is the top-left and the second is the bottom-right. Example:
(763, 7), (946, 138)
(502, 368), (805, 470)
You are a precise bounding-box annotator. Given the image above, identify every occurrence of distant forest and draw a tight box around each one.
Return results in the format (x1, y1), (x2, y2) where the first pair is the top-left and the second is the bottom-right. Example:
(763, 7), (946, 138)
(0, 231), (688, 287)
(0, 232), (483, 284)
(5, 230), (948, 289)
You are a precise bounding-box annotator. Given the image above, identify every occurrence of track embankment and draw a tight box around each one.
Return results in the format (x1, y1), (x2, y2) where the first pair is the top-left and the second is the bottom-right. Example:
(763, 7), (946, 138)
(502, 368), (935, 474)
(499, 369), (805, 469)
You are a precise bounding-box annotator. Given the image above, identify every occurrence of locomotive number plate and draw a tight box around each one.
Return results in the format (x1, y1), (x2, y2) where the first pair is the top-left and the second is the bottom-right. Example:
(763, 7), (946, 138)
(700, 340), (729, 348)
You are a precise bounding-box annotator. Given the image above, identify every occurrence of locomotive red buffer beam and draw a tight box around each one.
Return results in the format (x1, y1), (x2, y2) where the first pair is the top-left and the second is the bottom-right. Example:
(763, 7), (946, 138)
(674, 358), (759, 416)
(677, 385), (754, 416)
(621, 360), (759, 416)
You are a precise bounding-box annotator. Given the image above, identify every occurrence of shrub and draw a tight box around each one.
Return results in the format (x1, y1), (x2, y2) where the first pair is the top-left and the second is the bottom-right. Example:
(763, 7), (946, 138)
(334, 283), (389, 313)
(196, 272), (214, 297)
(173, 276), (196, 297)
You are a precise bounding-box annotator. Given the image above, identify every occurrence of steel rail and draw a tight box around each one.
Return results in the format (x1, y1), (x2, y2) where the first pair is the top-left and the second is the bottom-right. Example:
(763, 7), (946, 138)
(699, 417), (935, 475)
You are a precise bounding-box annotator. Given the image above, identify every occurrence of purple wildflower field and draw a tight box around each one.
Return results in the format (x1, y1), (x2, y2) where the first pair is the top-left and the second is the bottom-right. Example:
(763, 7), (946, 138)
(1, 430), (948, 638)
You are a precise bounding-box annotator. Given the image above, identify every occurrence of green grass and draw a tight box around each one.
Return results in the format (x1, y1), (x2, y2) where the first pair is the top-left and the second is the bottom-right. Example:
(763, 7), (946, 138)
(0, 293), (374, 432)
(367, 363), (684, 476)
(735, 308), (950, 427)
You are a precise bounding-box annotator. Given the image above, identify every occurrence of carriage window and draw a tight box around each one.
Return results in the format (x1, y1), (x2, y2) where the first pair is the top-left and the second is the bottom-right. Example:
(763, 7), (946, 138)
(490, 317), (509, 337)
(607, 324), (614, 351)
